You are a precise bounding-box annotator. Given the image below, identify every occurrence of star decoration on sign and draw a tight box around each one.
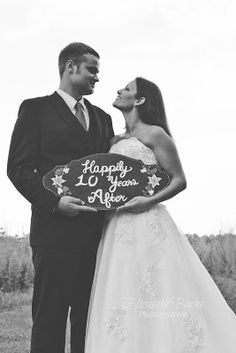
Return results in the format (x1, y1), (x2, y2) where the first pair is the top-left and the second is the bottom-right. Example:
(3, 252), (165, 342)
(148, 175), (162, 188)
(140, 166), (147, 173)
(51, 175), (66, 188)
(57, 187), (63, 195)
(63, 167), (70, 174)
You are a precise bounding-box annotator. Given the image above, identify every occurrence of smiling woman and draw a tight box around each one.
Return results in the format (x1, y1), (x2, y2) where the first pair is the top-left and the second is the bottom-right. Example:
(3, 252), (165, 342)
(113, 78), (172, 137)
(84, 77), (236, 353)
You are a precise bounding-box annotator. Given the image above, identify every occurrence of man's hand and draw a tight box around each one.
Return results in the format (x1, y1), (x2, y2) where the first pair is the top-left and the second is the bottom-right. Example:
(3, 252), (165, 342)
(56, 196), (97, 217)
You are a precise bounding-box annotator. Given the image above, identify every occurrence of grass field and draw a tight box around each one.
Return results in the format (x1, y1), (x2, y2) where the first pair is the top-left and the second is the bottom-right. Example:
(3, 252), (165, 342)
(0, 303), (31, 353)
(0, 291), (70, 353)
(0, 233), (235, 351)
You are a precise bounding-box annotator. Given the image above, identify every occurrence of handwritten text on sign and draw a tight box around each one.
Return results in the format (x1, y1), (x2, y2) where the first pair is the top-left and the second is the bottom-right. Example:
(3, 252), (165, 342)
(43, 153), (170, 210)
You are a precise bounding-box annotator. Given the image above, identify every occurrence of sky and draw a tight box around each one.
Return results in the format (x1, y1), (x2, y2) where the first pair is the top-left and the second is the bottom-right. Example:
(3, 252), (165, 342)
(0, 0), (235, 236)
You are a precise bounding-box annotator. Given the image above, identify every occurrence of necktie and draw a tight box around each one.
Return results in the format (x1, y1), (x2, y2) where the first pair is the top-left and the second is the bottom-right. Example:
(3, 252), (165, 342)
(74, 102), (87, 131)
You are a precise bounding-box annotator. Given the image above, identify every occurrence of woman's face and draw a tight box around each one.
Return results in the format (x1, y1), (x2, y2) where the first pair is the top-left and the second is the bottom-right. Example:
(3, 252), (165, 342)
(113, 80), (138, 111)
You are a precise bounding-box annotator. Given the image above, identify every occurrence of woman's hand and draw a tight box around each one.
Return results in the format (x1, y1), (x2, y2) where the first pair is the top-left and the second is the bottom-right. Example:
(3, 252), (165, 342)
(116, 196), (154, 213)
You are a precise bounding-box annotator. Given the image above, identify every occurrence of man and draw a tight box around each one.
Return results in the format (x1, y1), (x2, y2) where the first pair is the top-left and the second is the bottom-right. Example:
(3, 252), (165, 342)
(7, 42), (114, 353)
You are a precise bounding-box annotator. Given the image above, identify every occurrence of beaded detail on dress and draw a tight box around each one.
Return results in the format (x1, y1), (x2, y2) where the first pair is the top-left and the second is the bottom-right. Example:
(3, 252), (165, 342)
(110, 137), (158, 166)
(139, 264), (160, 298)
(182, 313), (204, 352)
(105, 307), (128, 341)
(115, 213), (134, 245)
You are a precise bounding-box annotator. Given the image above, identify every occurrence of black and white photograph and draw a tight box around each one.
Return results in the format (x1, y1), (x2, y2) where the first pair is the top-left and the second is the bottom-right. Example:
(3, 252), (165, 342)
(0, 1), (236, 352)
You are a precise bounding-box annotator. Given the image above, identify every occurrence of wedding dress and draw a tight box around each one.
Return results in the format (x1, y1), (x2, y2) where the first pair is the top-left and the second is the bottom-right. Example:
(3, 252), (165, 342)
(85, 137), (236, 353)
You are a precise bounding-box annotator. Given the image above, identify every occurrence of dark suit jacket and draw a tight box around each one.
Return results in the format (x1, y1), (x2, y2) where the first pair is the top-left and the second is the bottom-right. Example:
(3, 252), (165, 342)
(7, 92), (114, 249)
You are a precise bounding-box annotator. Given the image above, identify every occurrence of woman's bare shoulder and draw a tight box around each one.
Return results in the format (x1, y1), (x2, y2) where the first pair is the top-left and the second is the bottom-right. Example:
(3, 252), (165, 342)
(110, 133), (127, 146)
(138, 125), (170, 147)
(148, 125), (168, 137)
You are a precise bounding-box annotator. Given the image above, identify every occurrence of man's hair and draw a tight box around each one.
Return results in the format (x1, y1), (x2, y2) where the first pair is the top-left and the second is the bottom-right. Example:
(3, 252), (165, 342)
(58, 42), (100, 77)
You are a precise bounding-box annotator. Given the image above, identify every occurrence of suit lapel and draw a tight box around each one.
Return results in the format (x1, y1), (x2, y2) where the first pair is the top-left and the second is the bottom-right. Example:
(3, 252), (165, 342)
(48, 92), (104, 153)
(84, 98), (103, 152)
(49, 92), (89, 142)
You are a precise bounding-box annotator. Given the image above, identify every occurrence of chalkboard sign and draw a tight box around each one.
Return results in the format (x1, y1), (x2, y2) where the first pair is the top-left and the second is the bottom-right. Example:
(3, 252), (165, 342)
(43, 153), (170, 210)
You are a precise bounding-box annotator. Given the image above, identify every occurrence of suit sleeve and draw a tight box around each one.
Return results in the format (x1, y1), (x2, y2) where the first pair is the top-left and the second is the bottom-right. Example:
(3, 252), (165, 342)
(106, 114), (115, 141)
(7, 100), (60, 214)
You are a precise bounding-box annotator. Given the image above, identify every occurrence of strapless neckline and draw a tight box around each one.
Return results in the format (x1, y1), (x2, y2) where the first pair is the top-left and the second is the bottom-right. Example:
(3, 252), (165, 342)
(109, 135), (159, 166)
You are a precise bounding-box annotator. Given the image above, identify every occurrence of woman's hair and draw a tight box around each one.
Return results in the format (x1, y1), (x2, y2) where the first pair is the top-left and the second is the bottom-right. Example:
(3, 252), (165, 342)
(135, 77), (172, 137)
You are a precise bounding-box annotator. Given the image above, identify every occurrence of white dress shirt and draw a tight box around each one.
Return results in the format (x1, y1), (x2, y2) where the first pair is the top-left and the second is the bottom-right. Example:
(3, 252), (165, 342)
(57, 89), (90, 130)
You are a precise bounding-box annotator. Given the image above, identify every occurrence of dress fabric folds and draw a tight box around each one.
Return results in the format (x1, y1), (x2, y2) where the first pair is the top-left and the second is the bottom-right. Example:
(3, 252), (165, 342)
(85, 137), (236, 353)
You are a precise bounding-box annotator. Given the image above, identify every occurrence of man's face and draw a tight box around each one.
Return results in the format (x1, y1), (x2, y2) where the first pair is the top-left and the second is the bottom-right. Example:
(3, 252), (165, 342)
(71, 54), (99, 95)
(113, 80), (138, 111)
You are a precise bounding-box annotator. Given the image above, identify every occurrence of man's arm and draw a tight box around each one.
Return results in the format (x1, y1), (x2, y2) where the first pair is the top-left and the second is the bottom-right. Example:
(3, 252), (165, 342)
(7, 100), (60, 214)
(106, 113), (115, 143)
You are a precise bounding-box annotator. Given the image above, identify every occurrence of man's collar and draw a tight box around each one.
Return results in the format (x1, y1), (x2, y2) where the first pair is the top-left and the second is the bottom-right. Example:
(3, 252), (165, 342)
(57, 89), (86, 111)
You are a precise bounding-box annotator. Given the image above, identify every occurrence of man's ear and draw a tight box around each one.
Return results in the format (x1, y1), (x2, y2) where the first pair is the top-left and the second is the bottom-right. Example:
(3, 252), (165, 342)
(65, 60), (75, 73)
(134, 97), (146, 107)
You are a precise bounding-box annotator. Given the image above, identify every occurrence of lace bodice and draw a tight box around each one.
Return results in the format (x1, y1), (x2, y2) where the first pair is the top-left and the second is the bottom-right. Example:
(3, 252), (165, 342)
(109, 137), (158, 166)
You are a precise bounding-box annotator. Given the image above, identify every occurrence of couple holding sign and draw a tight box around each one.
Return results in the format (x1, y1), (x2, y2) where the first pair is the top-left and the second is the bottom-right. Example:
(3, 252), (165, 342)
(7, 42), (236, 353)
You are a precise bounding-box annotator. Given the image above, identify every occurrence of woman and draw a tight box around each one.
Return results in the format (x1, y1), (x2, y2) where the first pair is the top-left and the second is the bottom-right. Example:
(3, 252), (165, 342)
(85, 78), (236, 352)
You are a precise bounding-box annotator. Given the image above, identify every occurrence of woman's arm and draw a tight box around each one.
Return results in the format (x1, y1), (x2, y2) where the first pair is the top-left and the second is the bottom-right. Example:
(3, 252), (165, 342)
(117, 126), (187, 212)
(147, 126), (187, 202)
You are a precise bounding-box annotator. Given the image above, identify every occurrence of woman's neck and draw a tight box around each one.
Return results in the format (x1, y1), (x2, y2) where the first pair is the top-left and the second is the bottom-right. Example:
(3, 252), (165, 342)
(123, 111), (146, 136)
